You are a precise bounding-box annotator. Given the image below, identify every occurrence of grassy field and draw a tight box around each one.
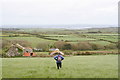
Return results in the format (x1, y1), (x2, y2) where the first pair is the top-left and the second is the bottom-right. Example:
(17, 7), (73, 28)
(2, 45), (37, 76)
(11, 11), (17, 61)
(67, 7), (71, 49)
(0, 58), (2, 79)
(2, 32), (118, 48)
(3, 37), (55, 47)
(85, 34), (118, 42)
(2, 55), (118, 78)
(42, 33), (118, 46)
(90, 41), (111, 45)
(46, 35), (96, 41)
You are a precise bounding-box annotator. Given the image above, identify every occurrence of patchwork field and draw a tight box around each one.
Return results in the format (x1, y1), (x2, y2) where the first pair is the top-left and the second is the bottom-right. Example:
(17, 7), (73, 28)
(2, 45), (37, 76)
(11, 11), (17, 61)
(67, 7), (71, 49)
(1, 28), (119, 79)
(85, 34), (118, 42)
(45, 35), (96, 41)
(2, 55), (118, 78)
(3, 37), (55, 47)
(2, 28), (118, 48)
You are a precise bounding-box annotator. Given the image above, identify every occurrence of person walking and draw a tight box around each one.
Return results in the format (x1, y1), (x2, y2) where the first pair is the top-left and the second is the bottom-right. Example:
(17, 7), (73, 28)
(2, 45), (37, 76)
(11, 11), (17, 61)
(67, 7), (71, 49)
(54, 53), (64, 69)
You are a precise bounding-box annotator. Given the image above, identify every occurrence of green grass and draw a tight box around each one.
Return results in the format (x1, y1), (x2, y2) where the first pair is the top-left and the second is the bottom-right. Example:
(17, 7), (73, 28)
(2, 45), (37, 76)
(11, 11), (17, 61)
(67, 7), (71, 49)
(3, 37), (55, 47)
(90, 41), (111, 45)
(0, 58), (2, 79)
(69, 40), (112, 46)
(2, 33), (118, 48)
(44, 34), (69, 37)
(95, 36), (118, 42)
(86, 34), (118, 42)
(46, 35), (96, 41)
(2, 55), (118, 78)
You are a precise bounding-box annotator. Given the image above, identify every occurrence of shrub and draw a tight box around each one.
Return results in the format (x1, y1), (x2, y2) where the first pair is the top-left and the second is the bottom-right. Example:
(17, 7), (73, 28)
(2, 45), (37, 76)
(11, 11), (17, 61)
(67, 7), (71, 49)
(90, 43), (105, 50)
(37, 42), (51, 51)
(63, 50), (73, 55)
(71, 42), (106, 51)
(11, 40), (31, 47)
(105, 43), (117, 49)
(71, 42), (92, 51)
(63, 44), (72, 50)
(2, 39), (12, 55)
(55, 41), (72, 50)
(54, 41), (66, 50)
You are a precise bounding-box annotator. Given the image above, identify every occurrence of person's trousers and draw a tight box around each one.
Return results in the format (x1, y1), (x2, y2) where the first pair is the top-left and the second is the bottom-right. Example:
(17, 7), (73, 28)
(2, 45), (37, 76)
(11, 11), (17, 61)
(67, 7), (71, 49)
(56, 63), (62, 69)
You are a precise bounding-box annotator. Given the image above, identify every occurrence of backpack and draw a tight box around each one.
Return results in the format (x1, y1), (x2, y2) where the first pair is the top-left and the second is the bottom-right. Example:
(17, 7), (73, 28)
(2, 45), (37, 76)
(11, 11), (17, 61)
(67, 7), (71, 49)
(58, 56), (61, 61)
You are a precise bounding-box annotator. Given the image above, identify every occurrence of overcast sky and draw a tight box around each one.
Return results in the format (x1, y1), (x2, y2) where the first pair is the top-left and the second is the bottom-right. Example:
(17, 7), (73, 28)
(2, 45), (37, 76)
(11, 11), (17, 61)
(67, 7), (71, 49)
(1, 0), (119, 25)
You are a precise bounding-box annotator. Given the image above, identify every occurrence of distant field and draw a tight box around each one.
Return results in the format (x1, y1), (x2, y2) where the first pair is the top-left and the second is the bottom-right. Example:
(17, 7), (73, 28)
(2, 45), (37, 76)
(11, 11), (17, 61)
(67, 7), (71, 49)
(44, 34), (97, 42)
(90, 41), (111, 45)
(2, 55), (118, 78)
(44, 34), (118, 45)
(46, 35), (96, 41)
(85, 34), (118, 42)
(3, 37), (55, 47)
(2, 33), (118, 47)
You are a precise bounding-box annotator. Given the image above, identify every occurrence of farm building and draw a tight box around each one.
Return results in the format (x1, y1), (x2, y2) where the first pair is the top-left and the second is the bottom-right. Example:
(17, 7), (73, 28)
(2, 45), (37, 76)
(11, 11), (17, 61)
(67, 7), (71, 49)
(6, 44), (36, 57)
(23, 47), (36, 56)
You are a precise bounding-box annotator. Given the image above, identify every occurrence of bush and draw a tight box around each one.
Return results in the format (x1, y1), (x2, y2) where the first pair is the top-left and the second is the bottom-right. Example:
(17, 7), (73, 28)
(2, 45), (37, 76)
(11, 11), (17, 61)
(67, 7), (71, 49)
(90, 43), (105, 50)
(71, 42), (106, 51)
(11, 40), (31, 47)
(2, 39), (11, 49)
(105, 43), (117, 49)
(73, 51), (92, 55)
(37, 42), (51, 51)
(63, 44), (72, 50)
(55, 41), (72, 50)
(54, 41), (66, 50)
(71, 42), (92, 51)
(63, 50), (73, 55)
(2, 39), (12, 55)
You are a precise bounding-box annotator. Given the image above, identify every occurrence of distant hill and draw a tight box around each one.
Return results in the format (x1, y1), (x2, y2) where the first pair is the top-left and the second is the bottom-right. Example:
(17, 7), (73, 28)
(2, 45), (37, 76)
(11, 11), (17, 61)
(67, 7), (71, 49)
(79, 27), (118, 33)
(1, 27), (118, 34)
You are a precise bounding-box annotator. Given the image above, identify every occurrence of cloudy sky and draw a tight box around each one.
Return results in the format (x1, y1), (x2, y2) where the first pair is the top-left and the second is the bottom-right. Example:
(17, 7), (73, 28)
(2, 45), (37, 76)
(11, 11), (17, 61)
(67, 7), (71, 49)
(1, 0), (119, 25)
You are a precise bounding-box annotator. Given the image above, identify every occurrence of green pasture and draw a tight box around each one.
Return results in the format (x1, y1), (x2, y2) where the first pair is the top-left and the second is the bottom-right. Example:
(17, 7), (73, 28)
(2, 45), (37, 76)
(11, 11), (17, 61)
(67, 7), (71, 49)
(68, 40), (112, 46)
(2, 55), (118, 78)
(20, 28), (65, 33)
(85, 33), (118, 36)
(94, 36), (118, 42)
(86, 34), (118, 42)
(90, 41), (111, 45)
(44, 34), (69, 37)
(2, 33), (118, 47)
(3, 37), (55, 47)
(46, 35), (96, 41)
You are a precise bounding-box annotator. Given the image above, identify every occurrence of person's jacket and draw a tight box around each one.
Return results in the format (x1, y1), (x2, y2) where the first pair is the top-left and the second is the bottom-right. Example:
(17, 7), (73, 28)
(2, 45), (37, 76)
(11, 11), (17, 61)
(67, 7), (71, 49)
(54, 55), (64, 63)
